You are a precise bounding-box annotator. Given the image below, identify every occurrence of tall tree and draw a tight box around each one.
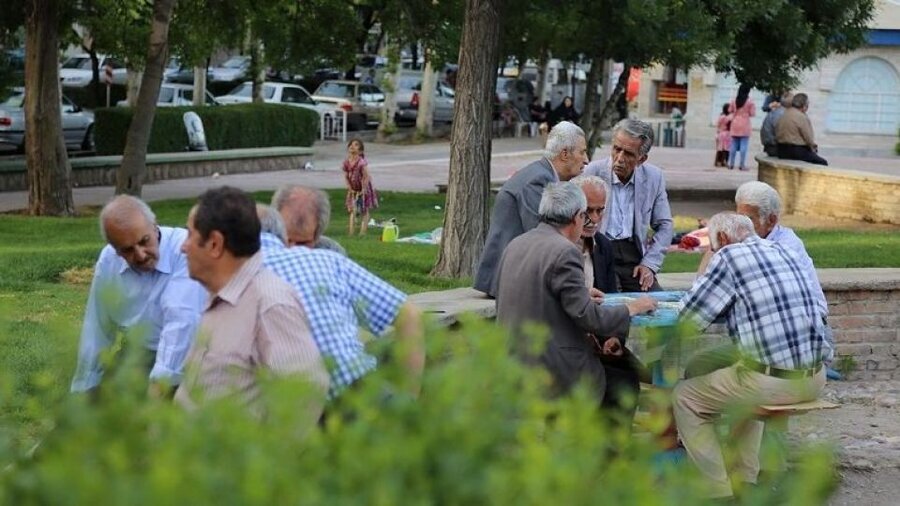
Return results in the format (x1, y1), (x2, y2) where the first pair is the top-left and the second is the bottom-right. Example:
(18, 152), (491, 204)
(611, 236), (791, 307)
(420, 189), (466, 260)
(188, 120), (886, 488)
(431, 0), (503, 278)
(23, 0), (74, 215)
(116, 0), (177, 196)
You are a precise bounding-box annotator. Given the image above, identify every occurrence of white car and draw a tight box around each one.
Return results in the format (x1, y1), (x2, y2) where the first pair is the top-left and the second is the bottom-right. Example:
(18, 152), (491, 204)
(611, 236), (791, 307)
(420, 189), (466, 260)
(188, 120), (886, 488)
(209, 56), (250, 82)
(217, 81), (337, 121)
(117, 83), (220, 107)
(60, 54), (128, 87)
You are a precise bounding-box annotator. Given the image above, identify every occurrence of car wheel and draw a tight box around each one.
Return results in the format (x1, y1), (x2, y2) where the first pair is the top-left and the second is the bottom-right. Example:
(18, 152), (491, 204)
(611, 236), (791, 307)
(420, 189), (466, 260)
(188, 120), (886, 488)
(81, 125), (95, 152)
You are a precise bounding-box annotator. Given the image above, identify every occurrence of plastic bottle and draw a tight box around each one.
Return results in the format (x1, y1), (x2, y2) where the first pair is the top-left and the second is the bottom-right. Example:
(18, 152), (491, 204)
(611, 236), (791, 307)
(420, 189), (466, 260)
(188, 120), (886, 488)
(381, 218), (399, 242)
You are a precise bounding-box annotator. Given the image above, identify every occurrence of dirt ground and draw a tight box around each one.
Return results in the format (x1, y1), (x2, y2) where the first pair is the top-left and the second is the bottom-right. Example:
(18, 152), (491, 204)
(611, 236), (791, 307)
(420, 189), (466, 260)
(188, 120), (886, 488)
(788, 379), (900, 505)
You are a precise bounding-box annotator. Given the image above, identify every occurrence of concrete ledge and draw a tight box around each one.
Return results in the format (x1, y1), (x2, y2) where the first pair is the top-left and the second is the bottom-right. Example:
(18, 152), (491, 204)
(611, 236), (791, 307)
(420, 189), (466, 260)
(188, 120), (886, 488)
(0, 147), (314, 192)
(757, 156), (900, 225)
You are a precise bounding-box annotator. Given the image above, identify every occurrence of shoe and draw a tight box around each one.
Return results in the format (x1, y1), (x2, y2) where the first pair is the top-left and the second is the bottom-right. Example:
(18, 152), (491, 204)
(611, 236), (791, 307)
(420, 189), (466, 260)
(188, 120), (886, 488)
(728, 166), (734, 170)
(739, 167), (748, 171)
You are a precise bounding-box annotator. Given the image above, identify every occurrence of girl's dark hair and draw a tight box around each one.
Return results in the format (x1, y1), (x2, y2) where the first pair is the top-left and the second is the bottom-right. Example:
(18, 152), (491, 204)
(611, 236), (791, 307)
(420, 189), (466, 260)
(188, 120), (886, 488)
(721, 103), (730, 115)
(347, 138), (365, 153)
(735, 83), (751, 109)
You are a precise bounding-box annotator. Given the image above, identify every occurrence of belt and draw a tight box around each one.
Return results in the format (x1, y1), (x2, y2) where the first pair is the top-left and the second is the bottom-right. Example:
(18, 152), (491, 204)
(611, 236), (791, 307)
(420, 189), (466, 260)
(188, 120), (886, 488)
(740, 359), (822, 380)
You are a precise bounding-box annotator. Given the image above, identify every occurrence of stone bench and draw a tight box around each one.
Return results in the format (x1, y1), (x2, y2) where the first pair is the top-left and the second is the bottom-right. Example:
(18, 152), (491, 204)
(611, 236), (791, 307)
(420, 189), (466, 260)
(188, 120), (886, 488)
(0, 146), (314, 192)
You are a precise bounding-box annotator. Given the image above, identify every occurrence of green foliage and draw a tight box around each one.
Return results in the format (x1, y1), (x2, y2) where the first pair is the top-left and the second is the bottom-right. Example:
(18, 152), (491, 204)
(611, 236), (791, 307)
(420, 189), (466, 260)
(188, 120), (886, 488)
(0, 316), (837, 503)
(72, 0), (155, 70)
(93, 103), (318, 155)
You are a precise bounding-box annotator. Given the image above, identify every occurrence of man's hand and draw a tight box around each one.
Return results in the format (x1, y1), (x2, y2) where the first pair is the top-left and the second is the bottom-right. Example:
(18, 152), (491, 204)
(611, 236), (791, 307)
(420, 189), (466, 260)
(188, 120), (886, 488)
(589, 287), (605, 304)
(632, 265), (656, 291)
(602, 337), (623, 357)
(625, 296), (658, 316)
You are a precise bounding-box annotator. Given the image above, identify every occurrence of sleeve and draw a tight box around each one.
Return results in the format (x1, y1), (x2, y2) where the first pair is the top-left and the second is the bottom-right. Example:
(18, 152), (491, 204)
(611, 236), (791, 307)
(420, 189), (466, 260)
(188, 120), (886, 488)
(800, 116), (816, 147)
(550, 246), (631, 338)
(518, 176), (546, 232)
(342, 258), (407, 337)
(678, 252), (735, 331)
(640, 172), (674, 272)
(148, 265), (207, 385)
(70, 257), (117, 392)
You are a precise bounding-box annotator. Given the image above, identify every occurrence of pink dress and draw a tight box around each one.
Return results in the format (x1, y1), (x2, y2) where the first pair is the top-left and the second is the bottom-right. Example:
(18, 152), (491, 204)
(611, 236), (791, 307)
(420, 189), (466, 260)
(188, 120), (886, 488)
(728, 99), (756, 138)
(343, 155), (378, 214)
(715, 114), (732, 151)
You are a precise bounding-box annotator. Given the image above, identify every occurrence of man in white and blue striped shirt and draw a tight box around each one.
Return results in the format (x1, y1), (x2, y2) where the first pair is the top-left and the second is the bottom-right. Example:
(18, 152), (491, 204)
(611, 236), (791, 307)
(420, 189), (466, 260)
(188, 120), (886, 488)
(673, 212), (826, 499)
(256, 205), (424, 400)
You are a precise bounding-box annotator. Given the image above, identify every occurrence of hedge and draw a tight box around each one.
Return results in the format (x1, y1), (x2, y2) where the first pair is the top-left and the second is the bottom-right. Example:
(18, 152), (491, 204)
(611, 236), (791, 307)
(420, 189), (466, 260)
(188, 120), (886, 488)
(94, 103), (318, 155)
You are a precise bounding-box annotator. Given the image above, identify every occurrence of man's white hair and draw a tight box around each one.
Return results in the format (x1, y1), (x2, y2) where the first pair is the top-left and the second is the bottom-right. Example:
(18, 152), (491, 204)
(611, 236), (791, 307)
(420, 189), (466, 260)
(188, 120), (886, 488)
(570, 174), (609, 196)
(735, 181), (782, 223)
(99, 195), (156, 242)
(708, 212), (756, 250)
(543, 121), (585, 160)
(539, 181), (587, 226)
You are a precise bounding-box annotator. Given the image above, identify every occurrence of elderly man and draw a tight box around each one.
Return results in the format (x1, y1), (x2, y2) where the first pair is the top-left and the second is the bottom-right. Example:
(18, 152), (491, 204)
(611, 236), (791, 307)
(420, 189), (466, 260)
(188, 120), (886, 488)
(674, 212), (827, 500)
(272, 184), (346, 254)
(572, 175), (617, 294)
(495, 181), (657, 413)
(175, 187), (329, 419)
(71, 196), (206, 396)
(474, 121), (589, 298)
(256, 205), (425, 399)
(584, 119), (673, 292)
(775, 93), (828, 165)
(760, 92), (792, 157)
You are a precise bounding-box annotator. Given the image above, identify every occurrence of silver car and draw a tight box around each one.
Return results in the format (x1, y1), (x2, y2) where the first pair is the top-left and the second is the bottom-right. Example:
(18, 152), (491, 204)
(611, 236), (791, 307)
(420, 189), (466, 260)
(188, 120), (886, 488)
(312, 80), (385, 130)
(0, 88), (95, 152)
(394, 75), (455, 125)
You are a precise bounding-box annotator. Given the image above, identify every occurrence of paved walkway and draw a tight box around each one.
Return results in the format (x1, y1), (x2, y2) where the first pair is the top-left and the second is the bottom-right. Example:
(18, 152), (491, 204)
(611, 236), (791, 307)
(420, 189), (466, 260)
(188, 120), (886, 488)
(1, 137), (898, 213)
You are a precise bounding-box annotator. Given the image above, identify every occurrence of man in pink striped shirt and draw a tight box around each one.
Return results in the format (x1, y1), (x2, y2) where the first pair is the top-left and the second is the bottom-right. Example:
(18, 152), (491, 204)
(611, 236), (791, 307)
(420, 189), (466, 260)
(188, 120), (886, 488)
(175, 186), (329, 422)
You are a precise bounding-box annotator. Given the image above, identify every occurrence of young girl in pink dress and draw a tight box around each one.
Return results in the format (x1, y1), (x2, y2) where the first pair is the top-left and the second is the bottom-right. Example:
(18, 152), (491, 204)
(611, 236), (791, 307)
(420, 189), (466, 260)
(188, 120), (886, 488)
(343, 138), (378, 235)
(714, 103), (732, 167)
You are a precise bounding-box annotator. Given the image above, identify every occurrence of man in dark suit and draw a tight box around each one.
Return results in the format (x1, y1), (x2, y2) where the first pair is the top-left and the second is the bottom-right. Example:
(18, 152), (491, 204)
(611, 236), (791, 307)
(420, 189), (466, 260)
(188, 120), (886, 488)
(495, 182), (657, 416)
(474, 121), (589, 298)
(584, 119), (673, 292)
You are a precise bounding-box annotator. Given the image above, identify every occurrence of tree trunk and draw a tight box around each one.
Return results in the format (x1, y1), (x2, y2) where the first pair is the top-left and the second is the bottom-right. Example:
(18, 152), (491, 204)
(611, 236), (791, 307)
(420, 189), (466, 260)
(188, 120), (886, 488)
(126, 68), (142, 107)
(192, 66), (207, 106)
(535, 49), (548, 106)
(24, 0), (74, 216)
(580, 55), (602, 150)
(431, 0), (503, 279)
(377, 39), (400, 141)
(415, 52), (437, 136)
(249, 37), (265, 104)
(116, 0), (177, 196)
(587, 62), (630, 160)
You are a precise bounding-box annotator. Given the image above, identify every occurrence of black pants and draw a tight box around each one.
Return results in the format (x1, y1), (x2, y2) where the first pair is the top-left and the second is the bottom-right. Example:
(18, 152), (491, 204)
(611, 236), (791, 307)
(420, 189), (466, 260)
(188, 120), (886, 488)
(777, 143), (828, 166)
(610, 238), (662, 292)
(599, 349), (646, 425)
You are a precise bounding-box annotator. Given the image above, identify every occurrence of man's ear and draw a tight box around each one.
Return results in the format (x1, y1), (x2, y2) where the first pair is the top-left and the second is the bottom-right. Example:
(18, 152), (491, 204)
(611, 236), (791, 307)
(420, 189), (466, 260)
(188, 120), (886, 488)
(638, 154), (648, 166)
(208, 230), (226, 259)
(716, 231), (729, 249)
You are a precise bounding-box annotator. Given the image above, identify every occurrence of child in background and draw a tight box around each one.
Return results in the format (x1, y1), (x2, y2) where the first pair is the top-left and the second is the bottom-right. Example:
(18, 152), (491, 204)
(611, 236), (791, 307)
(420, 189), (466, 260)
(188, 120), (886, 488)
(343, 138), (378, 236)
(714, 103), (732, 167)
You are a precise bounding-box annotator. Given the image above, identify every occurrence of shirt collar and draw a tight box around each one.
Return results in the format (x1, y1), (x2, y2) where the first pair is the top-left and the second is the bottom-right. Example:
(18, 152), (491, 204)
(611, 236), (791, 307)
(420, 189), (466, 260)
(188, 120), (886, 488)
(544, 158), (561, 182)
(211, 251), (264, 308)
(117, 225), (173, 275)
(259, 232), (287, 251)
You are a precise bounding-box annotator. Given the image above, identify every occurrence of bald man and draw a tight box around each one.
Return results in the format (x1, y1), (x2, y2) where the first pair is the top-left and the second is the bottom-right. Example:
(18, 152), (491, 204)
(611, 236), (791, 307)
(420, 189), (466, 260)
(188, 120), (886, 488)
(271, 184), (346, 255)
(71, 196), (207, 397)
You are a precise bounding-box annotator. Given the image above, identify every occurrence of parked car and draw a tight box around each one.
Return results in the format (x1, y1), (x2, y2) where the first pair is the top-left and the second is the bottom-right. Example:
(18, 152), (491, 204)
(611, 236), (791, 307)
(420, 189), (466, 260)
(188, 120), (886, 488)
(208, 55), (250, 83)
(59, 54), (128, 87)
(117, 83), (220, 107)
(394, 74), (455, 125)
(312, 80), (384, 130)
(216, 81), (336, 122)
(0, 87), (94, 152)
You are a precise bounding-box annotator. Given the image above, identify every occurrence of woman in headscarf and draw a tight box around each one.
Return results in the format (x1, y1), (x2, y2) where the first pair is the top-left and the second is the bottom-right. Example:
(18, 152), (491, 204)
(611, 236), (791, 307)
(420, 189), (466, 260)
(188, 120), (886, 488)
(727, 83), (755, 171)
(549, 96), (580, 127)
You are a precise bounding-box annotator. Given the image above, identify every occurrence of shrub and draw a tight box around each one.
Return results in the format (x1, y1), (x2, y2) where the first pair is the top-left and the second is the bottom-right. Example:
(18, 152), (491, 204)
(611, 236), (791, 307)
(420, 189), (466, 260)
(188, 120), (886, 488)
(94, 103), (318, 155)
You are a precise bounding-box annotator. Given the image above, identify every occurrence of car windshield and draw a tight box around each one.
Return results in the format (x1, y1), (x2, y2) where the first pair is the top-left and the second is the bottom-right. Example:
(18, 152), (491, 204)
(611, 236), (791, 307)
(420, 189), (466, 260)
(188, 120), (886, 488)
(62, 56), (93, 70)
(1, 91), (24, 108)
(227, 83), (276, 99)
(398, 77), (421, 90)
(317, 82), (354, 98)
(159, 87), (176, 103)
(221, 57), (247, 69)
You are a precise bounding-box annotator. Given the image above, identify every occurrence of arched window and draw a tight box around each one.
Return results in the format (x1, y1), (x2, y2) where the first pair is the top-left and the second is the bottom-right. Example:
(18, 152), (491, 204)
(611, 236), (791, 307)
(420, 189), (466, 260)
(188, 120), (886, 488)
(827, 57), (900, 135)
(709, 75), (767, 128)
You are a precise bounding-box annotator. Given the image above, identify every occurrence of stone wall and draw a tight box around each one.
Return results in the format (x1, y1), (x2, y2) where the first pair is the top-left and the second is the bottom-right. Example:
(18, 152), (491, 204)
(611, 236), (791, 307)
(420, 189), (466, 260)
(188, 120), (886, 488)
(757, 157), (900, 225)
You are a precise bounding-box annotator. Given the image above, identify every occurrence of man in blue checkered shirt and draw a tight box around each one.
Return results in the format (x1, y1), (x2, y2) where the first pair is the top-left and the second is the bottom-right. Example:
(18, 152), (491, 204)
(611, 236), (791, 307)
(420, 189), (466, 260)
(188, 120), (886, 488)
(256, 205), (424, 400)
(673, 212), (827, 500)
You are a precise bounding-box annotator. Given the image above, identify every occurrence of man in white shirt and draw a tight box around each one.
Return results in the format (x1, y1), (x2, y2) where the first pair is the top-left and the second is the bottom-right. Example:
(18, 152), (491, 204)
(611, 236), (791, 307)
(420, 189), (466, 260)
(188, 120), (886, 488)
(71, 196), (207, 397)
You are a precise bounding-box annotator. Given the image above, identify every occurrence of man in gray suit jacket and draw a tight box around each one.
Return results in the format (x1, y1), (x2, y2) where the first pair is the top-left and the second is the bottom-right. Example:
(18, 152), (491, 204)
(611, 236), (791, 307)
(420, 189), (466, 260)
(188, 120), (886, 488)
(474, 121), (589, 297)
(584, 119), (673, 292)
(496, 182), (657, 412)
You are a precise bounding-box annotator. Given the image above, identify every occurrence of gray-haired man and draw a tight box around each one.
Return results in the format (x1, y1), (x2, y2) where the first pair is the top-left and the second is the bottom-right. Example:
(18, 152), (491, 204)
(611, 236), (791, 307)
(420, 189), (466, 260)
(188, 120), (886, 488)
(584, 119), (673, 292)
(272, 184), (346, 255)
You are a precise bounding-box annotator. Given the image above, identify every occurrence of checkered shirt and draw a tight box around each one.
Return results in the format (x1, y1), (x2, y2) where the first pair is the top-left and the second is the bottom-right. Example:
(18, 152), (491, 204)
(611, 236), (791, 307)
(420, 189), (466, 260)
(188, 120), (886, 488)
(678, 236), (826, 370)
(260, 233), (406, 397)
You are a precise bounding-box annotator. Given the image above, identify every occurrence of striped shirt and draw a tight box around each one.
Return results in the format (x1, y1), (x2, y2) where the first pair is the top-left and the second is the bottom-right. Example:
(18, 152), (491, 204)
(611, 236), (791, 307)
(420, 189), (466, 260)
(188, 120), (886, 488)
(607, 174), (635, 240)
(260, 233), (406, 397)
(678, 236), (826, 370)
(175, 252), (329, 418)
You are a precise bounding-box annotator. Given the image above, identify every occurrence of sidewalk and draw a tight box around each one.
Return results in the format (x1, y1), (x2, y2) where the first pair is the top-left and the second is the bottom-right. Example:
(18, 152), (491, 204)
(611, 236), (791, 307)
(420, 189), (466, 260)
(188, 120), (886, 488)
(1, 137), (898, 213)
